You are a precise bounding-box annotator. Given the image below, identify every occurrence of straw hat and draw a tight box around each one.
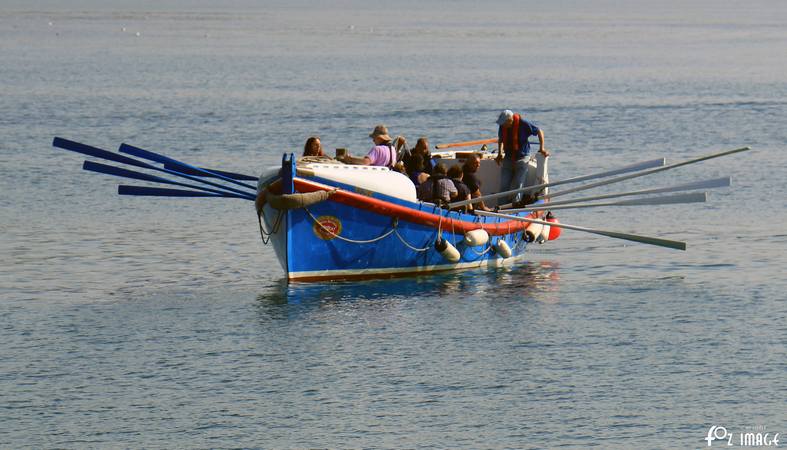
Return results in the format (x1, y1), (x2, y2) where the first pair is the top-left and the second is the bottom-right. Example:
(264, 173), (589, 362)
(369, 124), (392, 142)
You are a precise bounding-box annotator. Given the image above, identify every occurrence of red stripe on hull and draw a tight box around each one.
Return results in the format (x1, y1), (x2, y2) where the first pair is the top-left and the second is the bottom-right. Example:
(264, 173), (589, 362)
(289, 177), (535, 236)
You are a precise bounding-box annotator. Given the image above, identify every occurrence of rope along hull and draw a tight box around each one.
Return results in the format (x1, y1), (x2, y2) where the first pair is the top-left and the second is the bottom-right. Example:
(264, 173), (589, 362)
(260, 176), (539, 282)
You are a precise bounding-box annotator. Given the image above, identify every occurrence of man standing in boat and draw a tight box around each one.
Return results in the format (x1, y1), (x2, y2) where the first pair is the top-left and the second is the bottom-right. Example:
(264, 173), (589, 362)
(338, 124), (397, 168)
(496, 109), (549, 205)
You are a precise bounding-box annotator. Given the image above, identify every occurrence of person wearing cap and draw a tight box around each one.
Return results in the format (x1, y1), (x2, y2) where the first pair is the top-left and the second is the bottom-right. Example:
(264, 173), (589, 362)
(495, 109), (549, 204)
(338, 124), (397, 168)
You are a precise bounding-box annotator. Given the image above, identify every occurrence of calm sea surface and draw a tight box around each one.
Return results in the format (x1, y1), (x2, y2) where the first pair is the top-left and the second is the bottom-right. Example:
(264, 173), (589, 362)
(1, 1), (786, 448)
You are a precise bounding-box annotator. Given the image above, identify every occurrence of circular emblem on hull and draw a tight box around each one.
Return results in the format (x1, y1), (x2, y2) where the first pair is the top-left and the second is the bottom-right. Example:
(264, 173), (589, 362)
(313, 215), (342, 240)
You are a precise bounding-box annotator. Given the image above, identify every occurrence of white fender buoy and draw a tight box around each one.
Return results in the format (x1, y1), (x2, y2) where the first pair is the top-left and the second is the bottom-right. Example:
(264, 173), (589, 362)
(494, 239), (512, 258)
(464, 229), (489, 247)
(435, 238), (460, 263)
(525, 222), (544, 243)
(537, 224), (550, 244)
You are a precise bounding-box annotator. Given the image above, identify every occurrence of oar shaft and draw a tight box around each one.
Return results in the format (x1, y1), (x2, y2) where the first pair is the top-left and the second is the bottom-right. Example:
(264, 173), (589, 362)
(83, 161), (255, 199)
(541, 177), (730, 207)
(53, 138), (255, 197)
(476, 210), (687, 250)
(162, 163), (258, 181)
(454, 146), (749, 209)
(549, 147), (750, 199)
(449, 157), (666, 208)
(504, 192), (707, 212)
(118, 185), (253, 199)
(120, 143), (258, 191)
(119, 185), (228, 198)
(54, 137), (155, 170)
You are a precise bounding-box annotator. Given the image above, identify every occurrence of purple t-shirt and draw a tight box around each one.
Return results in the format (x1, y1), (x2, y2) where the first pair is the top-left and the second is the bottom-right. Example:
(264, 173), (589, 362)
(366, 144), (396, 167)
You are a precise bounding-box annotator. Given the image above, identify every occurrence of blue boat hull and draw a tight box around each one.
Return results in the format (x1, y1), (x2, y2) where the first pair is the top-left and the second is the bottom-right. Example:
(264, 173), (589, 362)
(260, 185), (533, 282)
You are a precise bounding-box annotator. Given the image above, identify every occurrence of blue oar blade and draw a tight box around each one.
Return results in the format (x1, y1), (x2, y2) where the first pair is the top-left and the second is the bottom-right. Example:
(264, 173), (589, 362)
(119, 143), (257, 190)
(84, 161), (256, 200)
(83, 160), (168, 184)
(56, 137), (258, 197)
(118, 142), (179, 165)
(54, 137), (154, 171)
(118, 185), (234, 198)
(162, 163), (259, 181)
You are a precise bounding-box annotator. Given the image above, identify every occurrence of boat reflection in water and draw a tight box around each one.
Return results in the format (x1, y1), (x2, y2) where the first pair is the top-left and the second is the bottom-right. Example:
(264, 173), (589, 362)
(255, 259), (561, 311)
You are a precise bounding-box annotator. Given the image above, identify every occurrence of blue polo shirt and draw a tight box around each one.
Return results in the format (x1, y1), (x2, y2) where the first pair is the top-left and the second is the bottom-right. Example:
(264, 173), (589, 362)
(498, 118), (540, 160)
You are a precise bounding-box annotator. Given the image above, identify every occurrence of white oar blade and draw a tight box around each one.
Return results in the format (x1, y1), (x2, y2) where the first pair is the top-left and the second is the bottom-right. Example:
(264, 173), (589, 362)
(561, 157), (666, 185)
(611, 192), (707, 206)
(449, 157), (666, 208)
(476, 210), (687, 251)
(542, 177), (730, 207)
(549, 147), (750, 199)
(505, 192), (707, 212)
(590, 229), (687, 251)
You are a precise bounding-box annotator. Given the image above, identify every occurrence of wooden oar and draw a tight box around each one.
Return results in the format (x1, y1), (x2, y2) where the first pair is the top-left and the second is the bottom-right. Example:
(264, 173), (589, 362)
(503, 192), (707, 212)
(434, 138), (497, 149)
(53, 138), (255, 198)
(449, 157), (665, 209)
(83, 161), (255, 199)
(161, 163), (258, 181)
(119, 143), (258, 191)
(454, 146), (750, 209)
(476, 210), (687, 250)
(500, 177), (730, 209)
(118, 185), (252, 199)
(548, 147), (751, 199)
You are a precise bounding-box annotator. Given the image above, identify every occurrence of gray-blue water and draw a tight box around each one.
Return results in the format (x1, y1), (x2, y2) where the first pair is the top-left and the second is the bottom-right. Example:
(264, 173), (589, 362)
(2, 1), (786, 448)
